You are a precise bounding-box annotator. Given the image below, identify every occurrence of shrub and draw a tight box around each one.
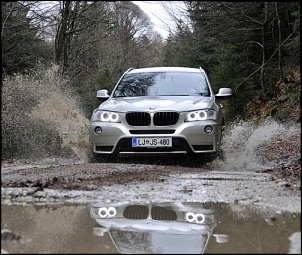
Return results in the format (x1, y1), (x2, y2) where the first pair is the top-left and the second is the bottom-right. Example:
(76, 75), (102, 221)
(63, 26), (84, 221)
(1, 64), (89, 160)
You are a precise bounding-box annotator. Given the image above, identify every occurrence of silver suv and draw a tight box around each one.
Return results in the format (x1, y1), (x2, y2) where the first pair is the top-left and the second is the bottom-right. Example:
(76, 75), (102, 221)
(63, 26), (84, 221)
(89, 67), (232, 162)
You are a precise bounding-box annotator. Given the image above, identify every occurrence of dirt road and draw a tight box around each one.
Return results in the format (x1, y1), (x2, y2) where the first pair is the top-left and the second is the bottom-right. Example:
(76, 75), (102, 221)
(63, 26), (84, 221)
(1, 154), (301, 213)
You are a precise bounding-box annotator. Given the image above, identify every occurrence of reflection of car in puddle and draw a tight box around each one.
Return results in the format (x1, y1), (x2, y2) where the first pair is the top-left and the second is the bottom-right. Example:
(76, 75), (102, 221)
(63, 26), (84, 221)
(90, 201), (229, 253)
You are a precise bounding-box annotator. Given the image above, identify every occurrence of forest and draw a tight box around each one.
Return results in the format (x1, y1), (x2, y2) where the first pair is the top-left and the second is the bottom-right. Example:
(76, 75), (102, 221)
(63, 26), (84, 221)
(1, 1), (300, 159)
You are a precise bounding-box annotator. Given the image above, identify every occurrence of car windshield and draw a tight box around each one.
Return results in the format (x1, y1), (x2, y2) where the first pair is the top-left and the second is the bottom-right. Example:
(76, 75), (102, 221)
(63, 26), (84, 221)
(112, 72), (210, 97)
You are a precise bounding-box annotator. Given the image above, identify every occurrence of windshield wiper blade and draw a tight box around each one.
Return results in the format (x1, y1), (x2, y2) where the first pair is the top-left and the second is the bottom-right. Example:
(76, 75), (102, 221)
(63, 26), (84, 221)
(199, 93), (209, 96)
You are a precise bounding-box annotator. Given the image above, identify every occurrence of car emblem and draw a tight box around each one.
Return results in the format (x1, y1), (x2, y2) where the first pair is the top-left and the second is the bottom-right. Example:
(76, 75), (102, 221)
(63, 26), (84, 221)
(149, 107), (156, 110)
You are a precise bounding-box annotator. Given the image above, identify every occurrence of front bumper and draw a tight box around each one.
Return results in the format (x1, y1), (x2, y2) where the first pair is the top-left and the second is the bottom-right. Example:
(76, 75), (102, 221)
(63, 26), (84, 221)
(89, 120), (222, 155)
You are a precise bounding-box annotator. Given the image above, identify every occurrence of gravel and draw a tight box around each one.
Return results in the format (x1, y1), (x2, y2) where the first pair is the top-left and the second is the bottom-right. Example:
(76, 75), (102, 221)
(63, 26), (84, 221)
(1, 154), (301, 213)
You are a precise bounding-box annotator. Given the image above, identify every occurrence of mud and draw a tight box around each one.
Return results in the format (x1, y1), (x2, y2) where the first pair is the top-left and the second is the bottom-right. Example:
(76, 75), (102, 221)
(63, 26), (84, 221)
(1, 155), (301, 214)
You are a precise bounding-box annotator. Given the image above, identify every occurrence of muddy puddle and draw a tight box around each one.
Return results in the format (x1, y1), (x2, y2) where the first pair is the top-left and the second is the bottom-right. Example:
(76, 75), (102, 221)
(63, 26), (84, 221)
(1, 201), (300, 254)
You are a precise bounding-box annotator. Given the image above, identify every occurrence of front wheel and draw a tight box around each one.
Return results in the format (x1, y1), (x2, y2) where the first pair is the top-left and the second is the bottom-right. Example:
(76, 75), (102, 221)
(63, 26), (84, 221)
(217, 148), (224, 160)
(188, 153), (213, 165)
(205, 148), (225, 162)
(93, 153), (117, 163)
(203, 152), (218, 162)
(189, 150), (223, 164)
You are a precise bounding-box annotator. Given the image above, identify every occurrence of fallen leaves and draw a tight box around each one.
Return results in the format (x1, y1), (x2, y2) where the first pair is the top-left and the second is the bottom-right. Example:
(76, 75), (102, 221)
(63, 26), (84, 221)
(256, 133), (301, 190)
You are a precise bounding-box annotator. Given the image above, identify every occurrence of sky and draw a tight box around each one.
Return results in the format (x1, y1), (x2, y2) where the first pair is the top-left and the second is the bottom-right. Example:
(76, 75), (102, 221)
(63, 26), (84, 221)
(39, 1), (185, 40)
(133, 1), (187, 39)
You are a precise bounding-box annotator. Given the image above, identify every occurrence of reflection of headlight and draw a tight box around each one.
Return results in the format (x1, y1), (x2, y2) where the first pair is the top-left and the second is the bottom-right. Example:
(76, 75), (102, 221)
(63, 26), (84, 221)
(92, 111), (120, 122)
(185, 212), (195, 222)
(98, 207), (117, 218)
(185, 212), (205, 224)
(185, 109), (216, 121)
(195, 214), (205, 224)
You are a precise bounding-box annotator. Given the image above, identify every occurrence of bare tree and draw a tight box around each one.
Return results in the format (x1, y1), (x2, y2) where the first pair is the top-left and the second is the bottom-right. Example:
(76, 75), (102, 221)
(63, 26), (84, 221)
(1, 1), (54, 77)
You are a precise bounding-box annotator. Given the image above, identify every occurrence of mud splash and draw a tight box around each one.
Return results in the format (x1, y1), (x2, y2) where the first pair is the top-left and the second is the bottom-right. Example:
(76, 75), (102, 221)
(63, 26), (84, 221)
(30, 93), (91, 163)
(28, 66), (92, 163)
(211, 118), (300, 171)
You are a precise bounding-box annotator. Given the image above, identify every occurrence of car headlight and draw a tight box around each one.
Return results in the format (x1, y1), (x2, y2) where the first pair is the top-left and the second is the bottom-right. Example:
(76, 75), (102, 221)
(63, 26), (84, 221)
(185, 109), (216, 122)
(90, 206), (119, 219)
(92, 111), (120, 123)
(183, 212), (214, 225)
(98, 207), (117, 218)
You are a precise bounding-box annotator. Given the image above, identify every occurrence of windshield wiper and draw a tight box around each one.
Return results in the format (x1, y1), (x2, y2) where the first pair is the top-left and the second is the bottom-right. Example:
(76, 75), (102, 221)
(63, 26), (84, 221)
(199, 93), (210, 96)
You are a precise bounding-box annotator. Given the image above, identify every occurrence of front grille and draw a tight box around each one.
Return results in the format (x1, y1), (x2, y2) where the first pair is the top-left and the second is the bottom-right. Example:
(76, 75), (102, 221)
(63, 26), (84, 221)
(151, 206), (177, 221)
(154, 112), (179, 126)
(123, 205), (148, 219)
(125, 112), (179, 126)
(122, 205), (177, 221)
(95, 146), (114, 152)
(126, 112), (151, 126)
(192, 145), (213, 151)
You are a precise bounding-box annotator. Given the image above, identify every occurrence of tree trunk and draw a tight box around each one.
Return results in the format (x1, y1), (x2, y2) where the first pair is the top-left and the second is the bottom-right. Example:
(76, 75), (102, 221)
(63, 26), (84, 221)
(55, 1), (71, 68)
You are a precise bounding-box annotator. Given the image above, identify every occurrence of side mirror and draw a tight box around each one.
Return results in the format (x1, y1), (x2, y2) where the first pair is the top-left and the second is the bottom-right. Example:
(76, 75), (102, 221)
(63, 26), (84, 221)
(97, 89), (110, 99)
(215, 88), (232, 98)
(93, 227), (107, 237)
(213, 234), (229, 243)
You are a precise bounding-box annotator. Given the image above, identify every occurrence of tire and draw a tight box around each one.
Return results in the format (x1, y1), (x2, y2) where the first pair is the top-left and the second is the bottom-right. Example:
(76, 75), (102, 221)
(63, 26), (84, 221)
(189, 150), (221, 165)
(204, 148), (225, 162)
(203, 152), (218, 162)
(188, 153), (211, 165)
(217, 148), (224, 160)
(93, 153), (116, 163)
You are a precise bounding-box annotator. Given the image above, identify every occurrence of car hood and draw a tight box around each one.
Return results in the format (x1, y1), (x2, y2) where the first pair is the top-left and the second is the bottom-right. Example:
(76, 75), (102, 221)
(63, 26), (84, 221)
(98, 96), (215, 112)
(109, 227), (209, 254)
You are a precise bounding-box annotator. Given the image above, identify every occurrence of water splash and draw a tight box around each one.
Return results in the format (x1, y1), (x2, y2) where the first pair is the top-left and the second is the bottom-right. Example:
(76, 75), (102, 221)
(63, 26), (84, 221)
(211, 118), (300, 171)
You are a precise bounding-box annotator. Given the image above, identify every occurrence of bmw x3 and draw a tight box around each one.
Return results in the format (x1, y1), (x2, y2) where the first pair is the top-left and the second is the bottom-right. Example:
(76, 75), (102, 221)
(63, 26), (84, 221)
(89, 67), (232, 162)
(90, 201), (228, 253)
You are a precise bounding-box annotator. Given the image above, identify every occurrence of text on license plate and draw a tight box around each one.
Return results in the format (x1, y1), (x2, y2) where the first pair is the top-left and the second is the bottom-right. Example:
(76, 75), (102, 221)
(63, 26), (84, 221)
(132, 137), (172, 147)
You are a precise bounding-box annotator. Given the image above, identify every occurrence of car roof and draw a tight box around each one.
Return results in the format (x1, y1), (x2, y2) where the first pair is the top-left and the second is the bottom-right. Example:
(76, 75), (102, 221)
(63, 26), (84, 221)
(128, 67), (205, 74)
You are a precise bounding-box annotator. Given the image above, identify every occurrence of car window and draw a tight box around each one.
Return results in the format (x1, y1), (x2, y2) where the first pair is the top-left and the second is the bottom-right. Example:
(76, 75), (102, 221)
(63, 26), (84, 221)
(112, 72), (210, 97)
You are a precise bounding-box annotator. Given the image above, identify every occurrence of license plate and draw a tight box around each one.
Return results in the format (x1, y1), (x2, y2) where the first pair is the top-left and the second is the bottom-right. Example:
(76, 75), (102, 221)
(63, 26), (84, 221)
(132, 137), (172, 147)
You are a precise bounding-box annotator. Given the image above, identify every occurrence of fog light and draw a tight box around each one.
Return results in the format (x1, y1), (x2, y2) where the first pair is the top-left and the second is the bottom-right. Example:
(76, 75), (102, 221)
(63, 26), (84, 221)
(204, 125), (213, 133)
(94, 126), (102, 134)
